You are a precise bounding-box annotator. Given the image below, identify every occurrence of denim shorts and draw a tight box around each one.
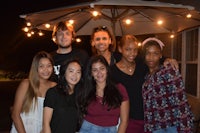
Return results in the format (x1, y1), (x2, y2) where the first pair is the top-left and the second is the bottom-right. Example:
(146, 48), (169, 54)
(153, 126), (178, 133)
(79, 120), (117, 133)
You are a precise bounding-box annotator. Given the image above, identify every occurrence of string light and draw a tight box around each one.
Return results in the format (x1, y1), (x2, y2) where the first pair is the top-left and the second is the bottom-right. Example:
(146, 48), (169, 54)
(124, 19), (132, 25)
(138, 42), (142, 47)
(186, 13), (192, 18)
(45, 23), (51, 29)
(22, 10), (191, 38)
(27, 32), (32, 37)
(38, 31), (44, 36)
(91, 10), (100, 17)
(76, 38), (82, 43)
(31, 31), (35, 35)
(23, 27), (29, 32)
(68, 20), (74, 25)
(157, 20), (163, 25)
(170, 34), (175, 38)
(26, 22), (31, 26)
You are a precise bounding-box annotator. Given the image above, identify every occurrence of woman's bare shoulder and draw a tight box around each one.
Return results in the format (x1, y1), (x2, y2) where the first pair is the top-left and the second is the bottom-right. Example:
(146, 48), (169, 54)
(49, 81), (57, 88)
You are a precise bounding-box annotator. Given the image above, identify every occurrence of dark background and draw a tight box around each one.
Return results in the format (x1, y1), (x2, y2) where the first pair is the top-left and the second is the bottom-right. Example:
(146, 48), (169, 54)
(0, 0), (199, 73)
(0, 0), (93, 73)
(0, 0), (200, 132)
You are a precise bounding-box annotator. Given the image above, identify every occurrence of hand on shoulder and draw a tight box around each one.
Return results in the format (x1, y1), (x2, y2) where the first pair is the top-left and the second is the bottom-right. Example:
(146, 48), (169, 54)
(164, 58), (179, 70)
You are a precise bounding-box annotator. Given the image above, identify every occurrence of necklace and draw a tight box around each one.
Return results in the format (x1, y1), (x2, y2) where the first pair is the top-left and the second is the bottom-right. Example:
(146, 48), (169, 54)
(128, 67), (133, 72)
(118, 61), (135, 74)
(127, 65), (135, 73)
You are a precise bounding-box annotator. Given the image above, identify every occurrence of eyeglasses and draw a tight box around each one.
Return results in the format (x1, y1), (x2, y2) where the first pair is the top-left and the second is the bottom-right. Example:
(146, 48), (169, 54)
(93, 26), (109, 32)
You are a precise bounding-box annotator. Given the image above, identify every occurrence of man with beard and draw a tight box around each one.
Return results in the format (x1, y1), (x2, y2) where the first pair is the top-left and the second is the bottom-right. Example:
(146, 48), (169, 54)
(50, 21), (89, 82)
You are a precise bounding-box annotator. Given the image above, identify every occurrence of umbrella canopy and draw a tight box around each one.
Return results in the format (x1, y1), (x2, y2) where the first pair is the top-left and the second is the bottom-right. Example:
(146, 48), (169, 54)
(20, 0), (200, 36)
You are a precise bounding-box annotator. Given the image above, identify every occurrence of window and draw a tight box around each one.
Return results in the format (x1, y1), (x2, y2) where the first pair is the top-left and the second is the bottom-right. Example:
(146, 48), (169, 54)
(173, 28), (199, 97)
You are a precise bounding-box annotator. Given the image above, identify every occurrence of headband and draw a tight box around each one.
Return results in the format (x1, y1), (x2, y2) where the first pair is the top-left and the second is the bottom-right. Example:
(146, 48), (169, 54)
(142, 37), (165, 50)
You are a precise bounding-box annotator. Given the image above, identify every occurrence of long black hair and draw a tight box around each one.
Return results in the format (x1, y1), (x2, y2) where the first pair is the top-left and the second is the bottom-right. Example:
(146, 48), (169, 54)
(56, 59), (83, 129)
(79, 55), (122, 115)
(56, 59), (83, 95)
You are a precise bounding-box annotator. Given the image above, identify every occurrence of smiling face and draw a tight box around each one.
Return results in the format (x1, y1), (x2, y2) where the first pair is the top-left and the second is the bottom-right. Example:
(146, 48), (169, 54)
(38, 58), (53, 80)
(92, 31), (111, 54)
(119, 41), (138, 63)
(118, 35), (139, 64)
(65, 62), (82, 88)
(91, 61), (107, 84)
(56, 29), (73, 49)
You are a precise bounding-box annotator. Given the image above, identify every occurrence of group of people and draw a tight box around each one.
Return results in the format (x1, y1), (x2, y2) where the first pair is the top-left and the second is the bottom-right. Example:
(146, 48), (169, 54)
(10, 21), (194, 133)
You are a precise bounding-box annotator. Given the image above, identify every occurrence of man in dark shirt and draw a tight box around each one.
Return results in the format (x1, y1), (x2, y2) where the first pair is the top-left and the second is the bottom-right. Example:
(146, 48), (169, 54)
(50, 21), (89, 82)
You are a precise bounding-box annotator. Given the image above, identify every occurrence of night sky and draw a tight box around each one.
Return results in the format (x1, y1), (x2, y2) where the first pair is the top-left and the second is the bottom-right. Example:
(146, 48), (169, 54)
(0, 0), (199, 72)
(0, 0), (92, 72)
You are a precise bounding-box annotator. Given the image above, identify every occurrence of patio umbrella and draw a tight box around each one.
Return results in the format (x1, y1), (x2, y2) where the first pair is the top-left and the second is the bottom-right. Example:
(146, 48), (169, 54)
(20, 0), (200, 36)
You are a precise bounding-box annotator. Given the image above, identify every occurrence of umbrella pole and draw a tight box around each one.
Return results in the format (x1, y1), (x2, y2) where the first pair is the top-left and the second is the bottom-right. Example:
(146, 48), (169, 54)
(111, 20), (116, 37)
(111, 20), (117, 51)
